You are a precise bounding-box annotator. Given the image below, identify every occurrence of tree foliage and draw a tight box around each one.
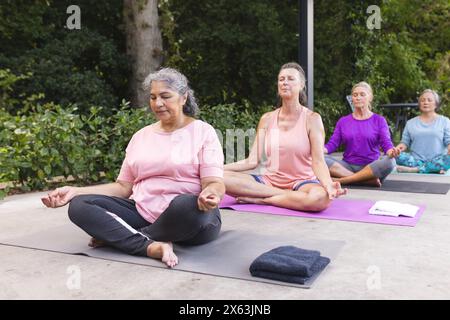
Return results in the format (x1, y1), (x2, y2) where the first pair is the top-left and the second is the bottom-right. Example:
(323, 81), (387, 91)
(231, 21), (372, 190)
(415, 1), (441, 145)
(0, 0), (449, 196)
(161, 0), (298, 110)
(0, 0), (128, 115)
(349, 0), (449, 112)
(1, 0), (447, 118)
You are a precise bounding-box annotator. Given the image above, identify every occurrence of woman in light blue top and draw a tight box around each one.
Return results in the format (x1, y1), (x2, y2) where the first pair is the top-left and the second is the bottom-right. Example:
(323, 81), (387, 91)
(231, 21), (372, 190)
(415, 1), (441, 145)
(393, 89), (450, 174)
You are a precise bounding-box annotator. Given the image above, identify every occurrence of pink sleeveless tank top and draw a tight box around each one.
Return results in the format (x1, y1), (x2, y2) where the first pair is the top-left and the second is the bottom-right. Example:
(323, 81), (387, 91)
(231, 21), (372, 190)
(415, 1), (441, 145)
(262, 107), (316, 189)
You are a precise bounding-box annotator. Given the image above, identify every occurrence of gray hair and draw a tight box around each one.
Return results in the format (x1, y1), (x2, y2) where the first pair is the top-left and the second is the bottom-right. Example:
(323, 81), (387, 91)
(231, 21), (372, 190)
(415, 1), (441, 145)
(351, 81), (374, 109)
(419, 89), (441, 111)
(276, 62), (308, 107)
(143, 67), (199, 117)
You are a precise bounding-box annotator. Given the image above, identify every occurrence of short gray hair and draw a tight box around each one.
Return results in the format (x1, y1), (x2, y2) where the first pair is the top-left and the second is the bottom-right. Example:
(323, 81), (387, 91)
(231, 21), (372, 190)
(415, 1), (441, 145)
(419, 89), (441, 110)
(143, 67), (199, 117)
(351, 81), (373, 96)
(351, 81), (374, 109)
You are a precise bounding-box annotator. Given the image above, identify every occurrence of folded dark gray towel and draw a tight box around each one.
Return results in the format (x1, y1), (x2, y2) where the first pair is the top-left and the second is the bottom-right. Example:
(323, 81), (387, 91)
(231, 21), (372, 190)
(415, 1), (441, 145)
(249, 246), (331, 285)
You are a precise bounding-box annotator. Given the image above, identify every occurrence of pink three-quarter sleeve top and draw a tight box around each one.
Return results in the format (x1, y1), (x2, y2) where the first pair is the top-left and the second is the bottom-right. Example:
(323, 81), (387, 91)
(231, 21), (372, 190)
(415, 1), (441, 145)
(117, 120), (224, 223)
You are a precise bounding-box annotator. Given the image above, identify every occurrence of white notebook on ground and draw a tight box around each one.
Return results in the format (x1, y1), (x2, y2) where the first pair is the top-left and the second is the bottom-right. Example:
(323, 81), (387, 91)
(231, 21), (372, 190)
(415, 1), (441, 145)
(369, 200), (419, 218)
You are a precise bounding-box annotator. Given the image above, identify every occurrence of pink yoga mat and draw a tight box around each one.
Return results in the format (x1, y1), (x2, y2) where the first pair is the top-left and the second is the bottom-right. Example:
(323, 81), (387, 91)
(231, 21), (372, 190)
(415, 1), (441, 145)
(219, 195), (425, 227)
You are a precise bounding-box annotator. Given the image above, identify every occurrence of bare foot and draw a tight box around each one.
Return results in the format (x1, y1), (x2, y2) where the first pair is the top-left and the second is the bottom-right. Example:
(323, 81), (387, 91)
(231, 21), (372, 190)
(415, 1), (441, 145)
(337, 178), (381, 187)
(363, 178), (382, 187)
(236, 196), (268, 204)
(147, 242), (178, 268)
(88, 237), (106, 248)
(396, 165), (419, 173)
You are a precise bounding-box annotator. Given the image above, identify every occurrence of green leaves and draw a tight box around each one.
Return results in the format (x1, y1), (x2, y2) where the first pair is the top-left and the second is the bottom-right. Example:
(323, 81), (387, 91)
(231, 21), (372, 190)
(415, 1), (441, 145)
(0, 100), (151, 195)
(351, 0), (449, 108)
(198, 102), (272, 162)
(1, 0), (128, 116)
(0, 99), (271, 194)
(164, 0), (297, 109)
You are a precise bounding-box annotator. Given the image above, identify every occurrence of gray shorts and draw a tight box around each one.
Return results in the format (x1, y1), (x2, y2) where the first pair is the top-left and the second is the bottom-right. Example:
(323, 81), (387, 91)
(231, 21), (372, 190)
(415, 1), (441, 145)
(324, 155), (395, 182)
(250, 174), (320, 191)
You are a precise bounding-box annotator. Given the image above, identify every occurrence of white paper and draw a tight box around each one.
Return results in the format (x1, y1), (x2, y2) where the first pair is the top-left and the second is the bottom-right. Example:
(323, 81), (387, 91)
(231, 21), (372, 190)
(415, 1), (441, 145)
(368, 200), (419, 217)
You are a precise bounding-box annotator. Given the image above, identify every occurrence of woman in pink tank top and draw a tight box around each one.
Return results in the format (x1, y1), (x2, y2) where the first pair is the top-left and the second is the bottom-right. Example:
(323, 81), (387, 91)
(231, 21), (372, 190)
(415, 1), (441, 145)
(224, 62), (346, 212)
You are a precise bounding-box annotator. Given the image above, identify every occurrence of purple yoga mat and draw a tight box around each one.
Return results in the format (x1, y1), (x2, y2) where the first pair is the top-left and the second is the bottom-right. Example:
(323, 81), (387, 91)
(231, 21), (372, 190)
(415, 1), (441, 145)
(219, 195), (425, 227)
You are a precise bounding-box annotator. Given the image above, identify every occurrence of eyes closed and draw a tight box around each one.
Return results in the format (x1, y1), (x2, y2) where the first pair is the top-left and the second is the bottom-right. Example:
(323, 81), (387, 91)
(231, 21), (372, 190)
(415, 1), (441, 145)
(150, 94), (173, 101)
(278, 76), (297, 82)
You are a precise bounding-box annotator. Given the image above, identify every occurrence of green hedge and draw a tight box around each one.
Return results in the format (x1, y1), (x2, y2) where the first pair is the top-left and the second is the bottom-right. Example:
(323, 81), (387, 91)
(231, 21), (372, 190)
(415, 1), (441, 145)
(0, 101), (151, 196)
(1, 101), (272, 197)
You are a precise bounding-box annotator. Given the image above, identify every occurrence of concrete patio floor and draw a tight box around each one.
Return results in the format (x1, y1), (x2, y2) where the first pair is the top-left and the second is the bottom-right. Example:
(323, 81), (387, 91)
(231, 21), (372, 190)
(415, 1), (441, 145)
(0, 173), (449, 300)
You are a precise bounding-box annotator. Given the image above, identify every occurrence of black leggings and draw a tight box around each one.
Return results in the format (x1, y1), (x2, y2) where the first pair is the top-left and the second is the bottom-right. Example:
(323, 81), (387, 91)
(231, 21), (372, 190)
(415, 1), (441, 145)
(68, 194), (221, 256)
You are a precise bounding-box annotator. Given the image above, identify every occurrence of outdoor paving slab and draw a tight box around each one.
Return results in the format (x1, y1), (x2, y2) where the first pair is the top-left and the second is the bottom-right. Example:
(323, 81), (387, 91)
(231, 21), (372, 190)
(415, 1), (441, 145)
(0, 175), (449, 300)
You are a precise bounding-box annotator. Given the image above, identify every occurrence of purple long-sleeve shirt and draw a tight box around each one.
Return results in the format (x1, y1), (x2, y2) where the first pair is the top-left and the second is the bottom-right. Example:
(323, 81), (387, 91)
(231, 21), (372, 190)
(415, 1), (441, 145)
(325, 113), (394, 165)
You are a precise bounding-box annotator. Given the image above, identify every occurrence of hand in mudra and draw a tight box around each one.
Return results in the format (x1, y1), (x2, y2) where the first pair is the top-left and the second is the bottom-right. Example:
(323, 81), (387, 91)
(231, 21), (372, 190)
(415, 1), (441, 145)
(41, 186), (78, 208)
(325, 181), (347, 199)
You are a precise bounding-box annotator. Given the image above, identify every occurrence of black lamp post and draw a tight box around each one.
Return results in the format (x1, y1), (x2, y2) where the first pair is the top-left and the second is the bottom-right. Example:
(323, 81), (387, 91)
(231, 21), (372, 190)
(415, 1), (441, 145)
(299, 0), (314, 109)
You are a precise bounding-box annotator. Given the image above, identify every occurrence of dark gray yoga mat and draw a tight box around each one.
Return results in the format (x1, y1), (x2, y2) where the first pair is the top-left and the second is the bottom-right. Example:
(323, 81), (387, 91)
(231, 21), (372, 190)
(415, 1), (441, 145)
(347, 179), (450, 194)
(0, 223), (344, 288)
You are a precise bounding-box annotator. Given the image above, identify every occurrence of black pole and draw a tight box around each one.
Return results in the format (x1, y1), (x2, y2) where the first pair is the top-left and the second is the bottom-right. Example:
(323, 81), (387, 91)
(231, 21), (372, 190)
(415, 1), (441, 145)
(298, 0), (314, 109)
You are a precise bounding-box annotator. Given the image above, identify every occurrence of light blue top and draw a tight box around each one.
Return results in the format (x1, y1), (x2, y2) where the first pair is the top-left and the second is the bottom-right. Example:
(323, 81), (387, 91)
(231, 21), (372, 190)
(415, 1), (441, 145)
(401, 115), (450, 161)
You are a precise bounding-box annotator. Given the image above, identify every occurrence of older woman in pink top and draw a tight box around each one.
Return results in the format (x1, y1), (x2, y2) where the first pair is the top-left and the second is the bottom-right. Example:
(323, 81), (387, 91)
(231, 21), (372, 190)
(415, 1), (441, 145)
(41, 68), (225, 268)
(224, 62), (346, 212)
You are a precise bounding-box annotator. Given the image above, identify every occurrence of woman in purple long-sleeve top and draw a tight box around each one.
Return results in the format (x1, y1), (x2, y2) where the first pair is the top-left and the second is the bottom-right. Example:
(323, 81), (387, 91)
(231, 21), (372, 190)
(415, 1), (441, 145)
(324, 82), (397, 186)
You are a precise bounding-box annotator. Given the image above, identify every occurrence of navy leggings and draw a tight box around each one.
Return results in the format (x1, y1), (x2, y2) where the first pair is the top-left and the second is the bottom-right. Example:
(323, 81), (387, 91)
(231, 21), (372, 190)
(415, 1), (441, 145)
(68, 194), (221, 256)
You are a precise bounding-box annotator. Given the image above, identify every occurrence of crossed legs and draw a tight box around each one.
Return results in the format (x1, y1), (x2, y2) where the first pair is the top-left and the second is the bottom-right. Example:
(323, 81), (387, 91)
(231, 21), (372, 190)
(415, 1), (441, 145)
(325, 155), (395, 186)
(329, 162), (381, 187)
(224, 171), (331, 212)
(68, 194), (220, 268)
(396, 153), (450, 174)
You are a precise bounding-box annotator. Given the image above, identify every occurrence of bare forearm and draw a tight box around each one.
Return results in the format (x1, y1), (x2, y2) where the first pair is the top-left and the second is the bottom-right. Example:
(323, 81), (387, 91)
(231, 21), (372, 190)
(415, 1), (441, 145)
(312, 161), (333, 187)
(74, 182), (132, 198)
(224, 158), (258, 172)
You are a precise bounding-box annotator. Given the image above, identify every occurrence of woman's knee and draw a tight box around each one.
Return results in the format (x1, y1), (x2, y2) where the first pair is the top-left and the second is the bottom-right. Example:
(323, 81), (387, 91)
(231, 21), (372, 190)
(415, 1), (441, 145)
(443, 155), (450, 169)
(169, 194), (199, 213)
(396, 152), (415, 167)
(166, 194), (218, 224)
(306, 188), (331, 212)
(181, 220), (221, 246)
(372, 157), (396, 178)
(379, 156), (396, 169)
(177, 208), (222, 245)
(67, 195), (91, 224)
